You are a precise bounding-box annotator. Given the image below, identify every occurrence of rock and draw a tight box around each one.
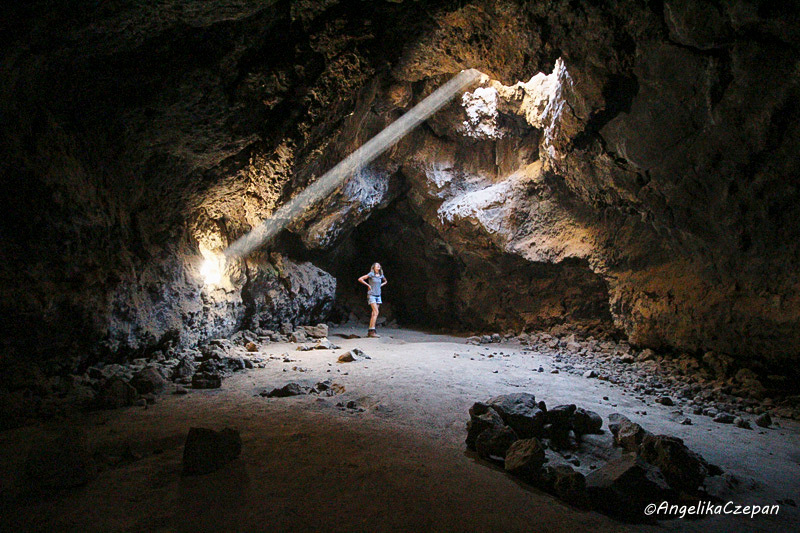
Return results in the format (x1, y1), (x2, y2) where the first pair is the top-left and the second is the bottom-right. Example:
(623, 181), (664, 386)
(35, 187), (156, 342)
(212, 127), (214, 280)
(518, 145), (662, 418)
(656, 396), (674, 406)
(191, 373), (222, 389)
(488, 393), (546, 438)
(466, 402), (506, 450)
(475, 426), (518, 461)
(636, 349), (656, 362)
(608, 413), (649, 453)
(280, 322), (293, 335)
(466, 336), (481, 345)
(734, 417), (752, 429)
(491, 333), (501, 343)
(638, 434), (708, 493)
(24, 428), (97, 489)
(130, 367), (168, 395)
(480, 335), (492, 344)
(618, 354), (635, 364)
(172, 358), (197, 383)
(504, 438), (546, 480)
(97, 377), (138, 409)
(755, 412), (772, 428)
(586, 454), (673, 521)
(546, 464), (588, 507)
(263, 383), (307, 397)
(583, 369), (597, 378)
(314, 339), (339, 350)
(302, 324), (329, 338)
(245, 341), (258, 352)
(338, 348), (370, 363)
(174, 385), (188, 395)
(713, 412), (735, 424)
(546, 404), (576, 429)
(680, 417), (692, 425)
(289, 331), (307, 343)
(572, 408), (603, 436)
(182, 427), (241, 476)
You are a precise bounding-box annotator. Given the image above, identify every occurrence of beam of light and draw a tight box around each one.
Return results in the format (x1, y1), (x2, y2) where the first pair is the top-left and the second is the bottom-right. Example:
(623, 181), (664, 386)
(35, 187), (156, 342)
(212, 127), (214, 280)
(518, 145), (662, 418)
(222, 68), (483, 261)
(199, 248), (224, 286)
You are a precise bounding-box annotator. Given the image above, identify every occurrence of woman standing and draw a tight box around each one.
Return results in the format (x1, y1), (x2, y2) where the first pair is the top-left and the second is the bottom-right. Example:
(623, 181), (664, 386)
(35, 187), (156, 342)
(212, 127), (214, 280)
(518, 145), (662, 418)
(358, 263), (387, 338)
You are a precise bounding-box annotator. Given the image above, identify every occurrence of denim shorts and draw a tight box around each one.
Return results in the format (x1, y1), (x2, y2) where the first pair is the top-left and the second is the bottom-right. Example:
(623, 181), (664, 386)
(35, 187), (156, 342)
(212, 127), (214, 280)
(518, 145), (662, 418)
(368, 295), (382, 305)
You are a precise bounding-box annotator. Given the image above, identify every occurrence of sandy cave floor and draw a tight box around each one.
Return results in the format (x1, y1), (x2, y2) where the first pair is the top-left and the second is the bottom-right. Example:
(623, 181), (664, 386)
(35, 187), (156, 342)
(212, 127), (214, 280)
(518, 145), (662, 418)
(2, 327), (799, 532)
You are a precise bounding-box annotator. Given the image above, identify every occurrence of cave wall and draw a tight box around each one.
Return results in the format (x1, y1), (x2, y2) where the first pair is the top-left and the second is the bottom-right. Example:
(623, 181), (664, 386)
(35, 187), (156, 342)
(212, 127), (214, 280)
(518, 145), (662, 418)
(1, 0), (799, 377)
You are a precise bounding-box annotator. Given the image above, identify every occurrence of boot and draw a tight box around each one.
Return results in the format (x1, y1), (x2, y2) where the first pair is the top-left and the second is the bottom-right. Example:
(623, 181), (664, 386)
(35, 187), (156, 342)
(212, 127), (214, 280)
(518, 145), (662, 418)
(367, 328), (380, 338)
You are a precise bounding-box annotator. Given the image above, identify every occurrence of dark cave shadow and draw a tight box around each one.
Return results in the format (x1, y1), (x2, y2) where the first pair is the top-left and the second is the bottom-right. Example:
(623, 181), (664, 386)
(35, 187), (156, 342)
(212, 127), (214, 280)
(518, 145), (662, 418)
(174, 459), (251, 533)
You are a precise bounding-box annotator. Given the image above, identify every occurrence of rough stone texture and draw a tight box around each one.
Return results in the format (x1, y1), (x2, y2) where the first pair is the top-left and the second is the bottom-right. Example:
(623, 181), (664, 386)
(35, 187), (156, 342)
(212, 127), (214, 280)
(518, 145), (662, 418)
(504, 438), (546, 480)
(487, 393), (545, 438)
(638, 434), (708, 493)
(475, 426), (518, 462)
(585, 454), (673, 521)
(1, 0), (799, 391)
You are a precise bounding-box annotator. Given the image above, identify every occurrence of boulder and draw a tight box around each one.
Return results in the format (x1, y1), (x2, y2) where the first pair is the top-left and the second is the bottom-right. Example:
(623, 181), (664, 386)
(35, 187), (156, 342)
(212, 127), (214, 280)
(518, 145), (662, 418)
(172, 358), (197, 383)
(755, 412), (772, 428)
(488, 393), (546, 438)
(638, 434), (708, 493)
(608, 413), (649, 453)
(264, 383), (308, 398)
(504, 438), (546, 480)
(24, 428), (97, 489)
(585, 454), (673, 521)
(130, 367), (168, 395)
(546, 404), (576, 429)
(545, 464), (588, 508)
(572, 408), (603, 436)
(303, 324), (329, 338)
(97, 377), (138, 409)
(245, 341), (258, 352)
(182, 427), (241, 475)
(475, 426), (518, 462)
(289, 331), (308, 343)
(466, 403), (506, 450)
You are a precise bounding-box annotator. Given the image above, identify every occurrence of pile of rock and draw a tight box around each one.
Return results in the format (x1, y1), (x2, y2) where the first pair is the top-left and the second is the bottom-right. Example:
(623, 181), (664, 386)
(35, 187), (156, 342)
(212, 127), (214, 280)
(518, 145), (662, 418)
(479, 330), (796, 423)
(466, 393), (722, 522)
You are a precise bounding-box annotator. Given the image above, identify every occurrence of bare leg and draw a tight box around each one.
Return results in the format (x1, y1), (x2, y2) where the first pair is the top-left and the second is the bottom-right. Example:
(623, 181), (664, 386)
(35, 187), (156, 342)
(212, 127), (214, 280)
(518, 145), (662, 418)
(369, 303), (380, 329)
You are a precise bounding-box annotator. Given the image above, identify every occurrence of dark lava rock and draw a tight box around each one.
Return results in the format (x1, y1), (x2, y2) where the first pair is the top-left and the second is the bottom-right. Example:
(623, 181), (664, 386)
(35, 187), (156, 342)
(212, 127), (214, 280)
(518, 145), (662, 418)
(130, 367), (168, 395)
(192, 373), (222, 389)
(504, 438), (546, 480)
(608, 413), (650, 453)
(543, 464), (588, 508)
(475, 426), (518, 462)
(572, 408), (603, 436)
(655, 396), (674, 406)
(755, 412), (772, 428)
(172, 358), (197, 383)
(488, 393), (545, 438)
(638, 434), (708, 493)
(24, 428), (97, 489)
(713, 412), (735, 424)
(263, 382), (308, 398)
(586, 454), (673, 521)
(546, 404), (577, 429)
(97, 377), (138, 409)
(466, 403), (506, 451)
(182, 427), (241, 476)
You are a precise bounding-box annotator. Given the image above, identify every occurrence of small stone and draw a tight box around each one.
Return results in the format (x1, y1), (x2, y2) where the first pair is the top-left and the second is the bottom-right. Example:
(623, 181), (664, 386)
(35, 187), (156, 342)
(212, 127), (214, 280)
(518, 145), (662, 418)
(583, 370), (597, 378)
(173, 386), (188, 395)
(734, 417), (752, 429)
(680, 417), (692, 425)
(245, 341), (258, 352)
(538, 366), (544, 372)
(191, 373), (222, 390)
(656, 396), (674, 406)
(302, 324), (329, 338)
(475, 426), (518, 462)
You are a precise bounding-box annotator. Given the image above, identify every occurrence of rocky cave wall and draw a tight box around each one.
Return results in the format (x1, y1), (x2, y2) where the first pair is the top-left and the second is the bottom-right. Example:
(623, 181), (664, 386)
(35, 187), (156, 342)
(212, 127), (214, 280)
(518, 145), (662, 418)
(1, 0), (799, 382)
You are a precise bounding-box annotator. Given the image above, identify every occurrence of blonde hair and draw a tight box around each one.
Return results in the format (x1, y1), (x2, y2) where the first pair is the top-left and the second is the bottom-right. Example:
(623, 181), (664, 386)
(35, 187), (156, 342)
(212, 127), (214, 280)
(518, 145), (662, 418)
(371, 262), (383, 276)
